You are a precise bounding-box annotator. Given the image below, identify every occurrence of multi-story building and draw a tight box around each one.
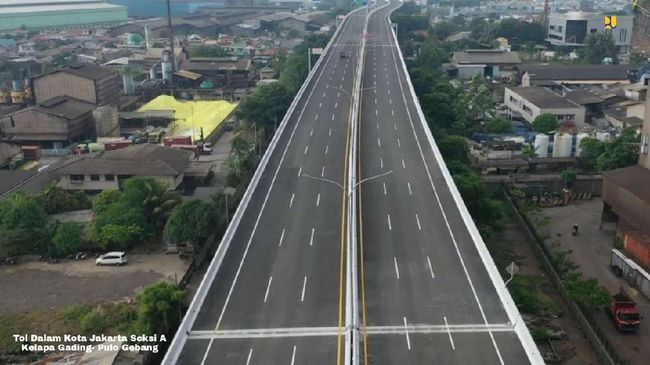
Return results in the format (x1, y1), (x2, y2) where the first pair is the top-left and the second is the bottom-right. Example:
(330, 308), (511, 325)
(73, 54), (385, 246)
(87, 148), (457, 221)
(602, 92), (650, 269)
(505, 86), (586, 126)
(546, 12), (633, 53)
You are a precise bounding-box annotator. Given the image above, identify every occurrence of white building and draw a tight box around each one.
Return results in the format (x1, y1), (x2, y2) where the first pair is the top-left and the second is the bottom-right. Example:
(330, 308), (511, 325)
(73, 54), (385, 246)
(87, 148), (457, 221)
(505, 86), (586, 126)
(546, 12), (633, 54)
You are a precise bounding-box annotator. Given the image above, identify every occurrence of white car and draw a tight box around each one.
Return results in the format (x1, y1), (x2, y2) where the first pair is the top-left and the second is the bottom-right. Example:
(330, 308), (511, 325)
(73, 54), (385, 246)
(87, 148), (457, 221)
(96, 252), (128, 266)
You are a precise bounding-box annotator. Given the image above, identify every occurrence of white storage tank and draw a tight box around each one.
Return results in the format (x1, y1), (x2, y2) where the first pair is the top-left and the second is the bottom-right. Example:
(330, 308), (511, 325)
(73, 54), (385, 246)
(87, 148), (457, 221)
(534, 134), (549, 157)
(575, 133), (590, 157)
(553, 133), (573, 157)
(596, 131), (611, 142)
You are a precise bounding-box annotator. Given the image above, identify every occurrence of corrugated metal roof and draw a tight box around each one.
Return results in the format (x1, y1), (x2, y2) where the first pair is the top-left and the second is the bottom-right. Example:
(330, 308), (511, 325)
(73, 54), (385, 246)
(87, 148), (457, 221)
(0, 1), (124, 14)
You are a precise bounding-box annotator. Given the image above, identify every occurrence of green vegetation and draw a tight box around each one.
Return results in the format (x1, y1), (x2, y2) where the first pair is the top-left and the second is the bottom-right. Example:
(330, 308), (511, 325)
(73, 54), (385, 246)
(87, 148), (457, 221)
(485, 117), (511, 134)
(560, 168), (577, 188)
(0, 282), (183, 355)
(509, 275), (557, 316)
(580, 32), (618, 64)
(163, 200), (218, 248)
(532, 113), (558, 133)
(579, 128), (640, 172)
(52, 223), (84, 256)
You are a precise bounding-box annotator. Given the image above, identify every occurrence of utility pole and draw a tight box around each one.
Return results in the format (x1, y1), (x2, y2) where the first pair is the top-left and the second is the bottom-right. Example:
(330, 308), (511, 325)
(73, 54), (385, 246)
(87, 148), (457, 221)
(166, 0), (176, 74)
(543, 0), (550, 38)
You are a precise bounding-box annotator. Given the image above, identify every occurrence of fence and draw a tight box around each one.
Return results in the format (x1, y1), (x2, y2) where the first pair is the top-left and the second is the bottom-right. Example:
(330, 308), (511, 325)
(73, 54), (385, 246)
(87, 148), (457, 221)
(501, 186), (627, 365)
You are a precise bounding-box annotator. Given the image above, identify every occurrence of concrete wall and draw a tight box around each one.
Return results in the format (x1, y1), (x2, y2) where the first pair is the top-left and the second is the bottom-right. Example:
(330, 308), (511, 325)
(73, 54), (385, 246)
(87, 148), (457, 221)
(640, 94), (650, 169)
(458, 64), (485, 79)
(35, 73), (96, 105)
(603, 175), (650, 235)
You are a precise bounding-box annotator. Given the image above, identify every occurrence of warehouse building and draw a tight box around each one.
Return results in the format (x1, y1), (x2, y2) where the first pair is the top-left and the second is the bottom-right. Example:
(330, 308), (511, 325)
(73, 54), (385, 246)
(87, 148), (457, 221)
(0, 0), (128, 32)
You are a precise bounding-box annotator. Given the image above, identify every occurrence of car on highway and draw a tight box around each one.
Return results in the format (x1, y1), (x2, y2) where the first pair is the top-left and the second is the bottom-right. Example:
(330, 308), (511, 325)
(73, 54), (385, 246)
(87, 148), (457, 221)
(340, 51), (346, 58)
(96, 252), (128, 266)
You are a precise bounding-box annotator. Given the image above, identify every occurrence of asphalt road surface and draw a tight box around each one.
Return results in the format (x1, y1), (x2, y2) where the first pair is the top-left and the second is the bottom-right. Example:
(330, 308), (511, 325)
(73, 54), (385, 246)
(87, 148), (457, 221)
(357, 2), (532, 364)
(175, 7), (367, 365)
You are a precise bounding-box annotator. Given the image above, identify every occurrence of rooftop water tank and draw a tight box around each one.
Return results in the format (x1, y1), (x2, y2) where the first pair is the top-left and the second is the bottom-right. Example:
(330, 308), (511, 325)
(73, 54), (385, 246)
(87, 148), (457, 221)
(534, 134), (549, 158)
(596, 131), (611, 142)
(553, 133), (572, 157)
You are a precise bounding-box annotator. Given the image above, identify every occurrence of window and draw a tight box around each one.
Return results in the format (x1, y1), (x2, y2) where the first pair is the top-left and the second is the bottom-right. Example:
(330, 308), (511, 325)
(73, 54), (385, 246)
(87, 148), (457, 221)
(590, 28), (597, 33)
(509, 96), (517, 103)
(557, 115), (564, 120)
(550, 25), (555, 30)
(566, 114), (575, 120)
(70, 174), (84, 182)
(558, 26), (562, 32)
(90, 174), (100, 181)
(105, 174), (115, 181)
(10, 117), (15, 128)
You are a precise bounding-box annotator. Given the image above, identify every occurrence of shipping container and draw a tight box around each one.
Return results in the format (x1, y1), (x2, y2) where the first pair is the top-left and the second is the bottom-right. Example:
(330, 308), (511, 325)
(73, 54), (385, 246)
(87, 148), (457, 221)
(21, 146), (41, 161)
(171, 144), (200, 158)
(164, 135), (193, 147)
(611, 248), (650, 300)
(624, 232), (650, 271)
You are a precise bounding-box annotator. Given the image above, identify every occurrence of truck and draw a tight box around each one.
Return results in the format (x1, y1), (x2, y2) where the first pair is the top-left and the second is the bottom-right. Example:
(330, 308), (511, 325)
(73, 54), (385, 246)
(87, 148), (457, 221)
(610, 248), (650, 300)
(608, 288), (641, 332)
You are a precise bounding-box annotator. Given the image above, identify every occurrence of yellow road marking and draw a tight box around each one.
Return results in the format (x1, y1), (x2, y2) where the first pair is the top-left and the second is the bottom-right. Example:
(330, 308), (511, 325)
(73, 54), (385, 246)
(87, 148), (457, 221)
(358, 82), (370, 365)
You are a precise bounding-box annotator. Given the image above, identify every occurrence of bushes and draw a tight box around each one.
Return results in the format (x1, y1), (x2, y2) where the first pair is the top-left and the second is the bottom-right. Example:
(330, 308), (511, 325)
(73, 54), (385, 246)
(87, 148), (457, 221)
(52, 223), (84, 256)
(40, 184), (91, 214)
(163, 200), (218, 248)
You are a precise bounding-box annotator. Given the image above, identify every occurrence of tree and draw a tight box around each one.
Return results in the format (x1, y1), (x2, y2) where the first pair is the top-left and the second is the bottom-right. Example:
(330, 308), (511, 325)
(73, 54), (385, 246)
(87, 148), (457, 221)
(190, 45), (228, 58)
(560, 168), (577, 188)
(432, 21), (458, 41)
(438, 135), (470, 164)
(0, 193), (49, 232)
(532, 113), (557, 133)
(40, 183), (90, 214)
(97, 224), (144, 250)
(121, 178), (167, 210)
(597, 143), (639, 171)
(53, 223), (84, 256)
(596, 128), (640, 172)
(455, 75), (494, 135)
(144, 190), (182, 229)
(163, 200), (218, 248)
(485, 117), (511, 133)
(578, 137), (605, 170)
(92, 189), (123, 214)
(133, 282), (184, 335)
(237, 82), (293, 131)
(582, 32), (617, 64)
(522, 144), (537, 158)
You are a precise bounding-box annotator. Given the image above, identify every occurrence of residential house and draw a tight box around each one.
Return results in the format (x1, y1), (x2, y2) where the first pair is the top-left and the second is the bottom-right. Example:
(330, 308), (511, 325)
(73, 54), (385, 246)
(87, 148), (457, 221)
(0, 96), (95, 147)
(505, 86), (586, 126)
(448, 49), (522, 80)
(52, 144), (194, 192)
(33, 63), (120, 106)
(517, 64), (634, 87)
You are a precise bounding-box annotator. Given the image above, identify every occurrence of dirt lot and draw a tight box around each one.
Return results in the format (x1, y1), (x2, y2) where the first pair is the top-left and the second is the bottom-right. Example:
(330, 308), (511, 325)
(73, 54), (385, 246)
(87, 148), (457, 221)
(544, 199), (650, 365)
(0, 254), (188, 315)
(493, 218), (598, 364)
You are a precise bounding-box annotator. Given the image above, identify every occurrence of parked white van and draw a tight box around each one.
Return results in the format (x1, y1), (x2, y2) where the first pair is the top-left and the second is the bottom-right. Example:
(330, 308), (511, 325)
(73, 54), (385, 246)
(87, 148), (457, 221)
(96, 252), (128, 266)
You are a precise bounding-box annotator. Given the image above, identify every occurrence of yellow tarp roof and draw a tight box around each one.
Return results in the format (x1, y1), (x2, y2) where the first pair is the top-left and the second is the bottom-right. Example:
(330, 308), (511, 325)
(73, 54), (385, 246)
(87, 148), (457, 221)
(138, 95), (236, 140)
